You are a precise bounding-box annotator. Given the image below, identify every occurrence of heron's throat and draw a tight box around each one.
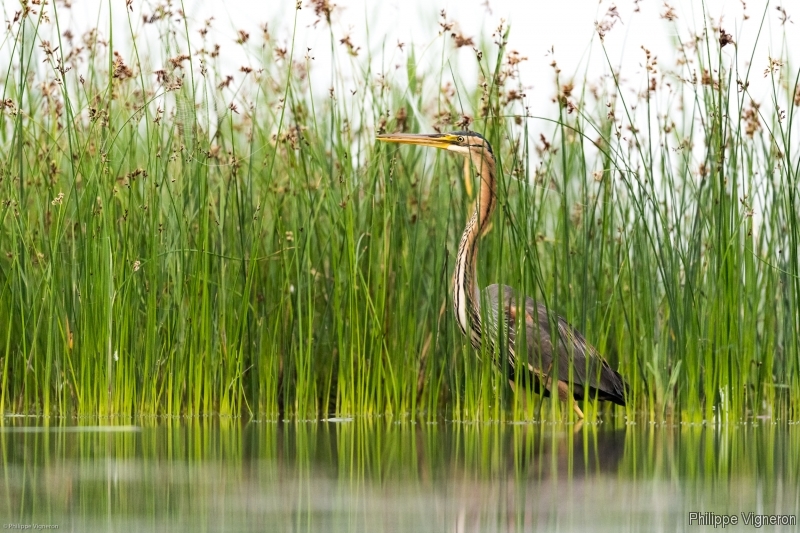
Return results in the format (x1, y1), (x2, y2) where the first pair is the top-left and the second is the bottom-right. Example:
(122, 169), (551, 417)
(453, 150), (496, 345)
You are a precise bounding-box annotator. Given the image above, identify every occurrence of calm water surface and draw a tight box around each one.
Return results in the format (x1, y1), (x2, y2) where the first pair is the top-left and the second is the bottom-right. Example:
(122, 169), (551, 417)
(2, 417), (799, 532)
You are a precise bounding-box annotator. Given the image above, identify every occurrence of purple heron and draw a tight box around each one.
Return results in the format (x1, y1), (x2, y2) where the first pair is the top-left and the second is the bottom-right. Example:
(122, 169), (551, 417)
(377, 131), (627, 418)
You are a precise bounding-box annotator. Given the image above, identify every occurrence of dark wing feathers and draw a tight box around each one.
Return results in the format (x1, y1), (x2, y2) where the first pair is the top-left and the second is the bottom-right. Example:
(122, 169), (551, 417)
(485, 284), (627, 406)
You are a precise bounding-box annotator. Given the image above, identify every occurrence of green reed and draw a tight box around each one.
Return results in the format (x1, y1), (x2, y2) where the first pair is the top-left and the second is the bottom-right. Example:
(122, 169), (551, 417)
(0, 3), (798, 420)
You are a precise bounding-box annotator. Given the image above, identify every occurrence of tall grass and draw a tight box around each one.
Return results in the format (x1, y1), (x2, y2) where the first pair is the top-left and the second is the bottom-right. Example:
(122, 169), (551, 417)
(1, 2), (798, 421)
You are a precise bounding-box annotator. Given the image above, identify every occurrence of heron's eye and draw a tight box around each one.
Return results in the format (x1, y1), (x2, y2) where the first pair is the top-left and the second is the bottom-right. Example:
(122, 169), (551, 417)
(457, 135), (465, 143)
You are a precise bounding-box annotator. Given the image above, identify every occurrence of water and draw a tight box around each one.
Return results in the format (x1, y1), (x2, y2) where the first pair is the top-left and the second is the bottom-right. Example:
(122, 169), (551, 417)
(2, 418), (799, 532)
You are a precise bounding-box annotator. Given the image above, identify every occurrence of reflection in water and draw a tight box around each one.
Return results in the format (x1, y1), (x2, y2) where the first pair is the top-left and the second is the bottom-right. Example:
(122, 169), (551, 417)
(1, 418), (798, 532)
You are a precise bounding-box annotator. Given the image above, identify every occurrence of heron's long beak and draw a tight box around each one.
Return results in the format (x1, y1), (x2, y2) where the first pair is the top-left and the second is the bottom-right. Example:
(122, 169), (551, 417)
(376, 132), (457, 150)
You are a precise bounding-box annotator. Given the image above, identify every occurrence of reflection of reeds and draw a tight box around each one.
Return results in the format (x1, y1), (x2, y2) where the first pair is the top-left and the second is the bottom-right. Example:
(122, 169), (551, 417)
(0, 2), (798, 421)
(2, 420), (797, 531)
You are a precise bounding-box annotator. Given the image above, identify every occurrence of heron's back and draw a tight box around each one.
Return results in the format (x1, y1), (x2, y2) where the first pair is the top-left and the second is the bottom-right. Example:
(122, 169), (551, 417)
(483, 284), (627, 406)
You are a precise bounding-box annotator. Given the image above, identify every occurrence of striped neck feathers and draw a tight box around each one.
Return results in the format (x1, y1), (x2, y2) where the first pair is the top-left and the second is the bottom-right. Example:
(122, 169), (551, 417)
(452, 146), (497, 344)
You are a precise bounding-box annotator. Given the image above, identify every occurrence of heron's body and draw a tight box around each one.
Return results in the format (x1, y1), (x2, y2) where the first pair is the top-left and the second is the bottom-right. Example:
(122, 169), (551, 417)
(484, 284), (627, 408)
(377, 131), (627, 418)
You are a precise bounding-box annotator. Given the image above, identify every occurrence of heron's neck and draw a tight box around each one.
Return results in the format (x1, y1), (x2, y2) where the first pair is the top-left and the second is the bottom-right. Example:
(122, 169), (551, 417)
(453, 150), (496, 344)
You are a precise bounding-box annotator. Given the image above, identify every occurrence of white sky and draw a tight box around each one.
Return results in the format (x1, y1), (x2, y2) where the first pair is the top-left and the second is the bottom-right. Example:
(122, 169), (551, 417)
(47, 0), (796, 120)
(5, 0), (796, 172)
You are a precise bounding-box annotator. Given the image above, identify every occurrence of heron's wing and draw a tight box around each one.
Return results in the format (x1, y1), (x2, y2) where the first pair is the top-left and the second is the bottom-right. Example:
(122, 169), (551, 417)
(483, 284), (626, 404)
(483, 285), (547, 395)
(486, 284), (554, 394)
(525, 298), (625, 405)
(507, 297), (555, 381)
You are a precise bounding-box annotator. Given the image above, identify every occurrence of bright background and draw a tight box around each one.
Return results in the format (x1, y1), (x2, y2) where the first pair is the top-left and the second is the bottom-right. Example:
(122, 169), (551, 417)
(38, 0), (796, 120)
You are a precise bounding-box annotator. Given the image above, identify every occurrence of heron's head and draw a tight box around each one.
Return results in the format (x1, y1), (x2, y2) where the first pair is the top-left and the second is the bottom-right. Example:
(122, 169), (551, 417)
(376, 131), (494, 160)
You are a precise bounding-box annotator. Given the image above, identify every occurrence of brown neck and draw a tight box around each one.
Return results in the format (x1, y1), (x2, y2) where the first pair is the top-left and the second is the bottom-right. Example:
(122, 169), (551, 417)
(453, 148), (496, 346)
